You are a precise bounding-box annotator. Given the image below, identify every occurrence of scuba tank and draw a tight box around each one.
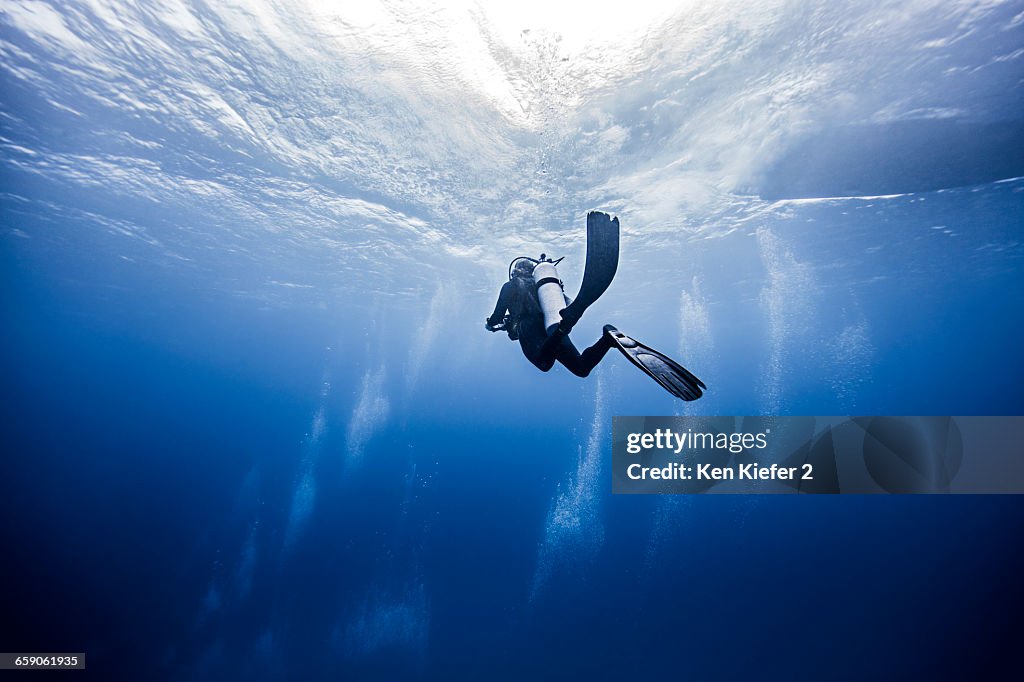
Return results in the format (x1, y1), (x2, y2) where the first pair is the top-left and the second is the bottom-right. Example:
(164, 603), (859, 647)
(532, 258), (565, 333)
(509, 254), (565, 334)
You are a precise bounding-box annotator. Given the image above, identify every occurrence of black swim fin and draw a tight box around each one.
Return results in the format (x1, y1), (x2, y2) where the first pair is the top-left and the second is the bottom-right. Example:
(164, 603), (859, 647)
(604, 325), (706, 401)
(559, 211), (619, 332)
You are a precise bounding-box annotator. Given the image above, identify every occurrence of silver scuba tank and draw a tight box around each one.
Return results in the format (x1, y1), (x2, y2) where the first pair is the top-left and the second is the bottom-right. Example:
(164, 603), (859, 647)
(532, 259), (565, 333)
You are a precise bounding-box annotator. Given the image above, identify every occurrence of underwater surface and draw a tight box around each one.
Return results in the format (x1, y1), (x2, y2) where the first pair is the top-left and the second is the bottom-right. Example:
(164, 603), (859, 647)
(2, 1), (1023, 679)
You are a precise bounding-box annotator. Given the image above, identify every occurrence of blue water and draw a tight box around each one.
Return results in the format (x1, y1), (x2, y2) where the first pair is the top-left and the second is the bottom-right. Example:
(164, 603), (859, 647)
(2, 2), (1024, 679)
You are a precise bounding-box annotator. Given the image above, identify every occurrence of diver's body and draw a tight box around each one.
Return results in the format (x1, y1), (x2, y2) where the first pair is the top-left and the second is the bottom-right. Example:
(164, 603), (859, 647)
(486, 272), (612, 377)
(485, 211), (705, 400)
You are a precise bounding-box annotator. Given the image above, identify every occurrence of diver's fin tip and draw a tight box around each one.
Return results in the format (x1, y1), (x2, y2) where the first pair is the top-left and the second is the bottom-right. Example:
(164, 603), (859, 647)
(561, 215), (620, 328)
(606, 327), (706, 401)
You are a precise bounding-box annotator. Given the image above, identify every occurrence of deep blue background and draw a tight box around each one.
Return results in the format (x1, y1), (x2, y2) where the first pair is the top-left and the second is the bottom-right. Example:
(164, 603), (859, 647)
(2, 241), (1023, 680)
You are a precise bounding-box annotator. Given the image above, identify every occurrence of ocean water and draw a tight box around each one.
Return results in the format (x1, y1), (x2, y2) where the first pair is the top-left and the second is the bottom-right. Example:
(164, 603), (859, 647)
(2, 1), (1023, 679)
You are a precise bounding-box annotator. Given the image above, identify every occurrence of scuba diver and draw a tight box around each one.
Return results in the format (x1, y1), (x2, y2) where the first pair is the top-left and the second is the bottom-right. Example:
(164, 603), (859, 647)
(485, 211), (706, 401)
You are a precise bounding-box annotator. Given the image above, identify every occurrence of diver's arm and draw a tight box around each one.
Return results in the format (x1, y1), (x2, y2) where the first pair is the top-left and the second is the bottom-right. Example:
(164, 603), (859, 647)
(486, 281), (514, 330)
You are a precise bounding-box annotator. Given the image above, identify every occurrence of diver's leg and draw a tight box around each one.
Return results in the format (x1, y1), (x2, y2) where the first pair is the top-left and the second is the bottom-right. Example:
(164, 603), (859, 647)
(522, 337), (556, 372)
(536, 326), (566, 369)
(579, 333), (613, 370)
(555, 332), (612, 378)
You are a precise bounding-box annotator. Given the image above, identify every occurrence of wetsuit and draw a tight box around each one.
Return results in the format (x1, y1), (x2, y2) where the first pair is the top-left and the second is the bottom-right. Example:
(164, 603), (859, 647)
(487, 277), (612, 377)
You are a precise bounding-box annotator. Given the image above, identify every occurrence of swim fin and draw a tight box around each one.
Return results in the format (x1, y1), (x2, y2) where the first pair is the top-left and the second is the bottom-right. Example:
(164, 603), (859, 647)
(604, 325), (706, 401)
(559, 211), (619, 332)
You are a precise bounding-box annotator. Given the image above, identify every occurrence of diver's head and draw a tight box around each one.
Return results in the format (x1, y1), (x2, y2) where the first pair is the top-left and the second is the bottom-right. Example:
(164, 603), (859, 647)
(512, 260), (535, 280)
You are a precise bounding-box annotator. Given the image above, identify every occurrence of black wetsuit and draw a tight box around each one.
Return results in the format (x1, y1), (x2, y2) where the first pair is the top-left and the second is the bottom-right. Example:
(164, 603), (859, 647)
(487, 277), (612, 377)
